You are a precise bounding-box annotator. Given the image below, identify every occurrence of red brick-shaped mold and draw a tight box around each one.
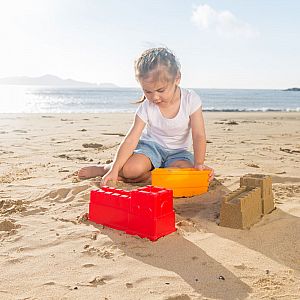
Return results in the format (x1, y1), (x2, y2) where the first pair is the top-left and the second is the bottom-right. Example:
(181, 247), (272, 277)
(130, 185), (173, 217)
(89, 189), (130, 230)
(126, 211), (176, 241)
(88, 185), (176, 241)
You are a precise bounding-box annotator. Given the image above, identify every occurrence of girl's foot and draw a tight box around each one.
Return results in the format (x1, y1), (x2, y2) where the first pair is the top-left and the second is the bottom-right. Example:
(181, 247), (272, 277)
(78, 166), (106, 179)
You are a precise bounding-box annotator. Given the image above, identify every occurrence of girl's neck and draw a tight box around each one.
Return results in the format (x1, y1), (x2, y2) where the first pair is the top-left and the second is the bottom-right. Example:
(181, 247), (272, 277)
(161, 85), (180, 108)
(158, 86), (181, 119)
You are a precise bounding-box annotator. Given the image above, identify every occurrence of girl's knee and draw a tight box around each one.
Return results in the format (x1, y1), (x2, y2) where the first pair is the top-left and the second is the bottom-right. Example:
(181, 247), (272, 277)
(168, 160), (193, 168)
(121, 162), (146, 179)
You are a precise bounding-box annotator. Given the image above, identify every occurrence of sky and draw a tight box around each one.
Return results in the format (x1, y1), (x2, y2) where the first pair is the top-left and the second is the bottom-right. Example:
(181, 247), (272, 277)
(0, 0), (299, 89)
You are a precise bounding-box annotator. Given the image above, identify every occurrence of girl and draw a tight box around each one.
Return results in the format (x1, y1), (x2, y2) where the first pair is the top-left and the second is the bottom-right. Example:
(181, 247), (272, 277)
(78, 47), (213, 185)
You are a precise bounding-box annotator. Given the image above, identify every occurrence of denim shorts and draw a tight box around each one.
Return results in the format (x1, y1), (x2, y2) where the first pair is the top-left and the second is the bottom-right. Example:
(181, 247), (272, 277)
(133, 139), (194, 168)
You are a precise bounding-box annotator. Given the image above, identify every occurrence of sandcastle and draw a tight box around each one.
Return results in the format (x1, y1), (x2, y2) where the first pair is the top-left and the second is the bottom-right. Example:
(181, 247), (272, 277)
(220, 174), (275, 229)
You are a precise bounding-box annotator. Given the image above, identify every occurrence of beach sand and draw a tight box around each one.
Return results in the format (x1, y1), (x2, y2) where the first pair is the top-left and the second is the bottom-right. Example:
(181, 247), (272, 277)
(0, 112), (299, 299)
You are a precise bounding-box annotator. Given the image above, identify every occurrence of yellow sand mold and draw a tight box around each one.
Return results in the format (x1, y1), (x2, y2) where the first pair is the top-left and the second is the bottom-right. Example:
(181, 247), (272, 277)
(151, 168), (210, 197)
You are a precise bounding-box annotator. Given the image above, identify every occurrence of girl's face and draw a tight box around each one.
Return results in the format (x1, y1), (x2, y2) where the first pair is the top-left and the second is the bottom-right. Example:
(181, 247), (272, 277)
(139, 69), (181, 106)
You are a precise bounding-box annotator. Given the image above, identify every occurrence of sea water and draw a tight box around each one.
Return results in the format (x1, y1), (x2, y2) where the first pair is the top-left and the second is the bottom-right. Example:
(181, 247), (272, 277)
(0, 85), (299, 113)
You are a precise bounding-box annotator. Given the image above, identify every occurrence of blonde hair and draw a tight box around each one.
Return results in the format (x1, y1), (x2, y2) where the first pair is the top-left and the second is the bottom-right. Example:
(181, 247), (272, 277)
(134, 47), (181, 102)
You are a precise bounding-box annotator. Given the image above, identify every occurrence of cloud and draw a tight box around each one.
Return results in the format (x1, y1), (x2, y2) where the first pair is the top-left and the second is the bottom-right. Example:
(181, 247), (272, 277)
(191, 4), (259, 38)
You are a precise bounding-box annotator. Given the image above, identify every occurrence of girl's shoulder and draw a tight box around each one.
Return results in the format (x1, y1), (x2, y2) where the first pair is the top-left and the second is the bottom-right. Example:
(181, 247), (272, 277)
(137, 98), (152, 112)
(180, 88), (202, 114)
(181, 88), (201, 104)
(136, 98), (156, 123)
(181, 88), (200, 99)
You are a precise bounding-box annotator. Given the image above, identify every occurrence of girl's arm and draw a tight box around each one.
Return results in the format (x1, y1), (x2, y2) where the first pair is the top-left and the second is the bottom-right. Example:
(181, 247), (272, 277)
(101, 114), (145, 185)
(190, 107), (214, 181)
(190, 107), (206, 166)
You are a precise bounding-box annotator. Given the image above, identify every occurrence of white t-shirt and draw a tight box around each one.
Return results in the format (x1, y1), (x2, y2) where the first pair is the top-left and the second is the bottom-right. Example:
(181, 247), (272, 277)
(136, 88), (202, 150)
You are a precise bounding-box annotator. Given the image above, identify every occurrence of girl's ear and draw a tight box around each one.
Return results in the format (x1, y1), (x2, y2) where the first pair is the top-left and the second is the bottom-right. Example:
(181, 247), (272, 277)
(175, 71), (181, 85)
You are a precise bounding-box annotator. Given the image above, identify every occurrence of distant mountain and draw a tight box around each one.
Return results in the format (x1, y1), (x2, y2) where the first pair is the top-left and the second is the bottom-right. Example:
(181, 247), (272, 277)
(97, 82), (120, 88)
(0, 74), (119, 88)
(283, 87), (300, 91)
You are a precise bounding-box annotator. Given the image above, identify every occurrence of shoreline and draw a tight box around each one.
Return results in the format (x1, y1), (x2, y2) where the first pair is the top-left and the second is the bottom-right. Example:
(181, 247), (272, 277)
(1, 110), (300, 115)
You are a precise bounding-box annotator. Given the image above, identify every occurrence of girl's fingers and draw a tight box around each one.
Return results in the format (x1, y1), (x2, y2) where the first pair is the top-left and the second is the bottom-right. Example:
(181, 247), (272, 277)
(100, 178), (106, 187)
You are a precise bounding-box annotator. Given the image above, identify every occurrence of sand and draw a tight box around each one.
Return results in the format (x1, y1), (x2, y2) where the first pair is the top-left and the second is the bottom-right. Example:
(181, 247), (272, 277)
(0, 112), (299, 299)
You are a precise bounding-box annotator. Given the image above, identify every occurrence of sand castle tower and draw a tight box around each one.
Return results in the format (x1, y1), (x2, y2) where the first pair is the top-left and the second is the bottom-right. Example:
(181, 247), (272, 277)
(220, 174), (275, 229)
(240, 174), (274, 214)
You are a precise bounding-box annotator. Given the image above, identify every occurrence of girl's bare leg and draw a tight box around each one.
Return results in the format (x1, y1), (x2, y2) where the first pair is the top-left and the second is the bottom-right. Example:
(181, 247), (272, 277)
(78, 153), (152, 182)
(78, 163), (113, 179)
(119, 171), (151, 183)
(119, 154), (152, 183)
(167, 160), (193, 168)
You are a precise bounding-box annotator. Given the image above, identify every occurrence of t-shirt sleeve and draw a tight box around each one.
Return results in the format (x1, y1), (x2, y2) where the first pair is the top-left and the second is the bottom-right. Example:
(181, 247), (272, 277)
(189, 90), (202, 115)
(135, 100), (148, 123)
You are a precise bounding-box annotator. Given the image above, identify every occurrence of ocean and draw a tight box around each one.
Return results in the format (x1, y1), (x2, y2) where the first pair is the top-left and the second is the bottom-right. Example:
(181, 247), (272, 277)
(0, 85), (299, 113)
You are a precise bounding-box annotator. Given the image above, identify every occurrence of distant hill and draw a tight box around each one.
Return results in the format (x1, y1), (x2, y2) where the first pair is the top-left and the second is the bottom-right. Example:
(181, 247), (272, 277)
(283, 87), (300, 91)
(0, 74), (119, 88)
(97, 82), (119, 88)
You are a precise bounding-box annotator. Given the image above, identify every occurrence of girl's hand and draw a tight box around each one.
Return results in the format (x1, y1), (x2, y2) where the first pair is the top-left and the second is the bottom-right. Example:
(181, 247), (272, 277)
(100, 169), (119, 187)
(194, 164), (214, 182)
